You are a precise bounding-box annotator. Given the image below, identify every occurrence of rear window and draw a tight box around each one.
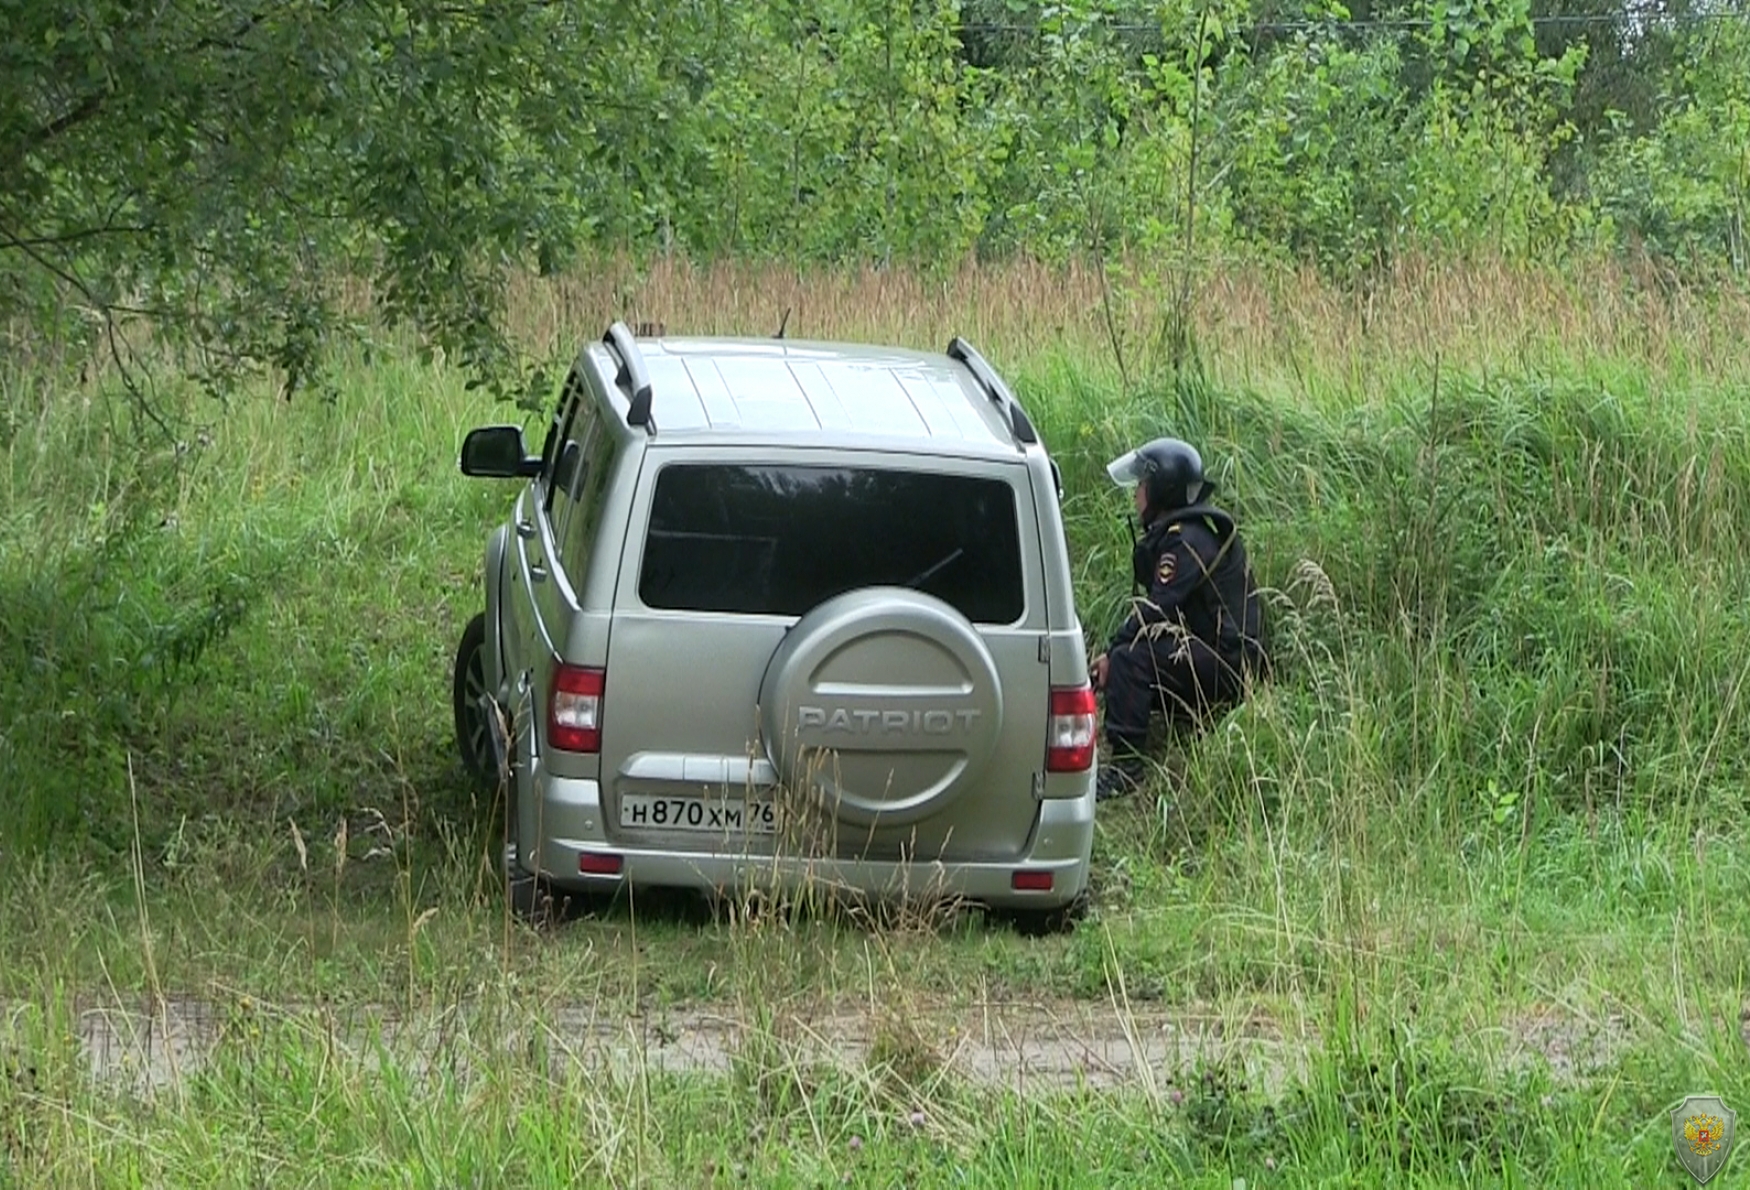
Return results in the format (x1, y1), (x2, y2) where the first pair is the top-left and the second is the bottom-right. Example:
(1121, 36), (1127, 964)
(639, 464), (1026, 623)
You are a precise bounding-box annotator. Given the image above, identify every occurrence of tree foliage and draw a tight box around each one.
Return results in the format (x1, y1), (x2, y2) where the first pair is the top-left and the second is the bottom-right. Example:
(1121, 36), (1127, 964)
(2, 0), (1746, 407)
(1, 0), (604, 406)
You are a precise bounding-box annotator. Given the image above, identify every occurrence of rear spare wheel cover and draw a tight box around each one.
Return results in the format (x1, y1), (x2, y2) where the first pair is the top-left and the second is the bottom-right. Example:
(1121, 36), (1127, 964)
(758, 587), (1005, 827)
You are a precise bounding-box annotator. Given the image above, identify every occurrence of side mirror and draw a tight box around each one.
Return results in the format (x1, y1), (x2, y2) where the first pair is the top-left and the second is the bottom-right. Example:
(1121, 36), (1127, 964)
(460, 425), (542, 478)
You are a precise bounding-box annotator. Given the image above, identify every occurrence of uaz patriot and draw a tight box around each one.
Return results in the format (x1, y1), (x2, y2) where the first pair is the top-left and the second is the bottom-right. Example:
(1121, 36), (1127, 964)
(451, 323), (1099, 931)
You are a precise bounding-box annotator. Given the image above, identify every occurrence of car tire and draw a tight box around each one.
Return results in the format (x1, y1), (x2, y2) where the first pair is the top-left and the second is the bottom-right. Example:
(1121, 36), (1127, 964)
(508, 868), (561, 926)
(453, 612), (495, 790)
(993, 892), (1089, 938)
(501, 838), (562, 926)
(757, 586), (1004, 829)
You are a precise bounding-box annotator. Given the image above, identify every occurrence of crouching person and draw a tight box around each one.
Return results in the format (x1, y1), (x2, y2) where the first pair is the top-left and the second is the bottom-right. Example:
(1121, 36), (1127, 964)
(1090, 437), (1269, 801)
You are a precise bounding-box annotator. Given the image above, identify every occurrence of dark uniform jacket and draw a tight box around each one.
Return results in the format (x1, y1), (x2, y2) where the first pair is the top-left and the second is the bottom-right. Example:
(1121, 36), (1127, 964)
(1108, 504), (1267, 676)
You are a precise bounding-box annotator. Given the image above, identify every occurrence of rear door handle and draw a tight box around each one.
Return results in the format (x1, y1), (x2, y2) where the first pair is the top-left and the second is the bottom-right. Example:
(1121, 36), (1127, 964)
(516, 518), (536, 540)
(530, 561), (547, 582)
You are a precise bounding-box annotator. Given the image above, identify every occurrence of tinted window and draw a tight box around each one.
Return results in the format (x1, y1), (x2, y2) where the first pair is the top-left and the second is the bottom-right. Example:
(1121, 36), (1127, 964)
(551, 401), (597, 518)
(557, 414), (618, 578)
(639, 465), (1026, 623)
(541, 370), (589, 514)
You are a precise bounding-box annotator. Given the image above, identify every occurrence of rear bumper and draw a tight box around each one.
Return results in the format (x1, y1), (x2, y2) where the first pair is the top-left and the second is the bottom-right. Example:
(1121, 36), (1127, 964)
(522, 766), (1096, 911)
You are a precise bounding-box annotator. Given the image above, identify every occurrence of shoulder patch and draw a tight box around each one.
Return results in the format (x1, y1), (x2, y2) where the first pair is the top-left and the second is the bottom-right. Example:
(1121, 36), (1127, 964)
(1156, 551), (1177, 584)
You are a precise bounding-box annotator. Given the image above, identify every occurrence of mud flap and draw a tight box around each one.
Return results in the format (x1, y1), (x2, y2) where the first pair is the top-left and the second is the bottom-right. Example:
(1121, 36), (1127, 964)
(481, 693), (512, 786)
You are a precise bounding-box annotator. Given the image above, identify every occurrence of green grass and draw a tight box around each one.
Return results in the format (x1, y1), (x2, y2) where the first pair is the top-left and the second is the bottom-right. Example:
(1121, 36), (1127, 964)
(4, 271), (1750, 1183)
(0, 963), (1741, 1184)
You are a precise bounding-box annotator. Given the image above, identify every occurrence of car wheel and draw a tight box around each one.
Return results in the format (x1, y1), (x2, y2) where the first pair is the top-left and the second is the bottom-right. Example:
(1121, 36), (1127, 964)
(506, 855), (601, 928)
(757, 586), (1004, 829)
(508, 868), (562, 926)
(994, 892), (1089, 938)
(453, 612), (495, 788)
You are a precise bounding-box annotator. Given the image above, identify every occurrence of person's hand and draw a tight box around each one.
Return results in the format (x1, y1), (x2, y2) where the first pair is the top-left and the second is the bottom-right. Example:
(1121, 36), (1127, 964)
(1090, 653), (1108, 691)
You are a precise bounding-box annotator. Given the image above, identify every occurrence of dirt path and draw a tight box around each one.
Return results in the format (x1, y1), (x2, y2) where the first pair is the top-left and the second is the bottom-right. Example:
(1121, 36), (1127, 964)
(22, 991), (1662, 1098)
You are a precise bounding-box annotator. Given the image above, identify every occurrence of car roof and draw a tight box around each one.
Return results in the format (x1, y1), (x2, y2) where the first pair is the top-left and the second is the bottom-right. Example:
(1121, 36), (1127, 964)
(585, 336), (1025, 452)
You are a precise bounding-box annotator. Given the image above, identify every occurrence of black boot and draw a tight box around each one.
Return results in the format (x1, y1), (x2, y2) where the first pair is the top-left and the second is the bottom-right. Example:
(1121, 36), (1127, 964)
(1095, 751), (1148, 801)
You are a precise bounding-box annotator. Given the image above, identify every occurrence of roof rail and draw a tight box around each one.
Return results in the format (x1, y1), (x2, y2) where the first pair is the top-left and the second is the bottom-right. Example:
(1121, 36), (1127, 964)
(603, 320), (656, 434)
(946, 337), (1038, 446)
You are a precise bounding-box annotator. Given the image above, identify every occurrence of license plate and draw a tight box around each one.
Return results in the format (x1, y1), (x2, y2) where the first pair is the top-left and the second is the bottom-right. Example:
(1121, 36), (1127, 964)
(618, 794), (778, 834)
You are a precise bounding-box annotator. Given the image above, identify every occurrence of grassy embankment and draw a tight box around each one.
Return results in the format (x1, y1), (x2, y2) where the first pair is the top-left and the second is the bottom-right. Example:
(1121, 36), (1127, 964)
(3, 254), (1750, 1183)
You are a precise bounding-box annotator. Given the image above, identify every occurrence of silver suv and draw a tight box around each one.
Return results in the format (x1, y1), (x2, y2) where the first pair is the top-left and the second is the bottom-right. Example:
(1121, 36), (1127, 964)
(451, 323), (1097, 929)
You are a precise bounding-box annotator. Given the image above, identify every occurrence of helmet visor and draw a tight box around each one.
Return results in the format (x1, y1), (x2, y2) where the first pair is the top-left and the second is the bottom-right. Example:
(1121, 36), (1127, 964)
(1105, 449), (1149, 488)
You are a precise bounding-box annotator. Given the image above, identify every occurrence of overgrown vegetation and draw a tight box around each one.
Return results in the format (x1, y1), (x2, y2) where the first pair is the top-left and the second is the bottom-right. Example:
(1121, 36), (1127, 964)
(6, 1), (1750, 1178)
(3, 257), (1748, 1181)
(3, 1), (1747, 403)
(0, 982), (1731, 1184)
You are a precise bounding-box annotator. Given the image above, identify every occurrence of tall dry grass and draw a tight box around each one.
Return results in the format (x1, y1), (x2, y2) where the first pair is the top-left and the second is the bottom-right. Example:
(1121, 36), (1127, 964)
(493, 250), (1750, 392)
(32, 249), (1748, 412)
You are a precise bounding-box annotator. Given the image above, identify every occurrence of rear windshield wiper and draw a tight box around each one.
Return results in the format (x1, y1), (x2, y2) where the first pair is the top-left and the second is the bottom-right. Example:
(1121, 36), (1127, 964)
(904, 548), (964, 588)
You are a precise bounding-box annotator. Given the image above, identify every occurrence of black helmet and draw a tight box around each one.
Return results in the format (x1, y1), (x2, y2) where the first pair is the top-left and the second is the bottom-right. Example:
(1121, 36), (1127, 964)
(1106, 436), (1215, 519)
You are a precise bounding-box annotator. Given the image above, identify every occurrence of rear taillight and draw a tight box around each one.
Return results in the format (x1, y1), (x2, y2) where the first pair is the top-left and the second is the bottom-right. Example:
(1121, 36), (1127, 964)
(1046, 685), (1097, 772)
(579, 852), (623, 876)
(549, 665), (605, 753)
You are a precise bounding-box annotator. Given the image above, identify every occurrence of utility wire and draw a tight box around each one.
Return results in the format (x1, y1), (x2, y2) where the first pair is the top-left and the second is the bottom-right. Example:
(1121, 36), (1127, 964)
(952, 9), (1750, 34)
